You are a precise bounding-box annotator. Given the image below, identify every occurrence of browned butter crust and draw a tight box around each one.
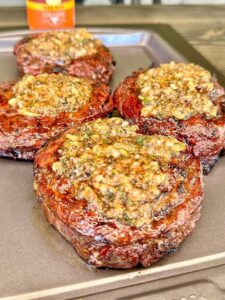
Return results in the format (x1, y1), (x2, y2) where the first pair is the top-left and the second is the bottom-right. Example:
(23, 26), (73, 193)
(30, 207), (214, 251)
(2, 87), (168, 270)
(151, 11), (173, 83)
(114, 63), (225, 174)
(0, 76), (113, 160)
(34, 118), (203, 269)
(14, 29), (115, 83)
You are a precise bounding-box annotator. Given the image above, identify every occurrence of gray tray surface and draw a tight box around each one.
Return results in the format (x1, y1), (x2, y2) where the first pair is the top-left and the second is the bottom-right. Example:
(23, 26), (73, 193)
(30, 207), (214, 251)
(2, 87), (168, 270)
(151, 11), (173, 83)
(0, 28), (225, 300)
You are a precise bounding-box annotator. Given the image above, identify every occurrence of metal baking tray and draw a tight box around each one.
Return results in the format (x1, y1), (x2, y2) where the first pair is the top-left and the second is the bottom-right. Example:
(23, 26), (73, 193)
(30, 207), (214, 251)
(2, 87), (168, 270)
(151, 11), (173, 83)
(0, 26), (225, 300)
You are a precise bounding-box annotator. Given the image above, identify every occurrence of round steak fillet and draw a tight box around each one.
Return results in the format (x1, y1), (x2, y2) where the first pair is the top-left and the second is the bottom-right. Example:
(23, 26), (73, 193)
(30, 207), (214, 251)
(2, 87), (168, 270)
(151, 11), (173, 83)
(14, 29), (115, 83)
(0, 73), (113, 160)
(113, 62), (225, 174)
(34, 118), (203, 269)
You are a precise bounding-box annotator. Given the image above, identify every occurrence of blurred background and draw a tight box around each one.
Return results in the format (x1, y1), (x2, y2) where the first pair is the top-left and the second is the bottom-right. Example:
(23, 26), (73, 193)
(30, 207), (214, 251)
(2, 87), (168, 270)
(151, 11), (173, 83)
(1, 0), (225, 5)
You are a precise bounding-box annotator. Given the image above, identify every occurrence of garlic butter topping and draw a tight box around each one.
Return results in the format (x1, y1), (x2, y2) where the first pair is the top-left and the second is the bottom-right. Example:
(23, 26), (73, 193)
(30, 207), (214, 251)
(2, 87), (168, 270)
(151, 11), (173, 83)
(8, 73), (92, 117)
(22, 29), (100, 65)
(137, 62), (218, 120)
(52, 118), (186, 227)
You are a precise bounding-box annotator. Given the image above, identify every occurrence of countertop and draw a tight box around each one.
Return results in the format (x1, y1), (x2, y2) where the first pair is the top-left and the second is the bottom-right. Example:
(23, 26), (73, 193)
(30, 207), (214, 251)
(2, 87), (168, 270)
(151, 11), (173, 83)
(0, 5), (225, 74)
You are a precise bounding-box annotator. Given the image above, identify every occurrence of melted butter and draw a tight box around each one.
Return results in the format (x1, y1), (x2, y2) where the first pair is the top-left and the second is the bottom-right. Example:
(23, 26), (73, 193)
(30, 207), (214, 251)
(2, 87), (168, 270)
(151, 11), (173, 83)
(22, 29), (100, 65)
(138, 62), (218, 120)
(9, 73), (92, 117)
(52, 118), (186, 227)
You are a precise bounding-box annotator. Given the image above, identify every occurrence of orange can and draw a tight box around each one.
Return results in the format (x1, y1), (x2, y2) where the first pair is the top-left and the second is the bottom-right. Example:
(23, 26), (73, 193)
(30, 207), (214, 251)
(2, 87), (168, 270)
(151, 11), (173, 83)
(26, 0), (75, 30)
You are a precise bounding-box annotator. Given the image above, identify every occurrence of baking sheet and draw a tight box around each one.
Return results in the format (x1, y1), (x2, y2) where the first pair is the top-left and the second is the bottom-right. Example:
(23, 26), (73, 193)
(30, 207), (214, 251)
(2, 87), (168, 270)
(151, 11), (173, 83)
(0, 27), (225, 300)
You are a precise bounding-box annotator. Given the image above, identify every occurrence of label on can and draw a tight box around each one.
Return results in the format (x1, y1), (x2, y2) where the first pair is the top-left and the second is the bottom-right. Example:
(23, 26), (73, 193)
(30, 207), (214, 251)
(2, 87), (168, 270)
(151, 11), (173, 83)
(26, 0), (75, 30)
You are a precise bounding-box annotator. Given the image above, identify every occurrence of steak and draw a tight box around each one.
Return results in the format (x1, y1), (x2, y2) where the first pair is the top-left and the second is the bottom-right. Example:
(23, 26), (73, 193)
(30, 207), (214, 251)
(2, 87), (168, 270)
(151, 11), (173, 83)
(14, 29), (115, 83)
(0, 74), (113, 160)
(113, 62), (225, 174)
(34, 118), (203, 269)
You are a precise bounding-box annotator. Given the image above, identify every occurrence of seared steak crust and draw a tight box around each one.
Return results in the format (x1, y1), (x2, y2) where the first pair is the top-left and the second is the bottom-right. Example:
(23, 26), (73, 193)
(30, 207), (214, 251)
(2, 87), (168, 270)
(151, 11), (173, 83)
(113, 68), (225, 174)
(14, 34), (115, 83)
(34, 118), (203, 269)
(0, 79), (113, 160)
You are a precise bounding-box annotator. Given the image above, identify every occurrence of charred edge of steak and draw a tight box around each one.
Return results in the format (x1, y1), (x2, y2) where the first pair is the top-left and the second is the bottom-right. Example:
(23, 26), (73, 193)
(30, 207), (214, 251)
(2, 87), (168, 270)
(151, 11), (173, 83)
(68, 46), (115, 84)
(201, 156), (219, 175)
(41, 200), (202, 269)
(220, 148), (225, 156)
(113, 70), (144, 119)
(0, 149), (36, 160)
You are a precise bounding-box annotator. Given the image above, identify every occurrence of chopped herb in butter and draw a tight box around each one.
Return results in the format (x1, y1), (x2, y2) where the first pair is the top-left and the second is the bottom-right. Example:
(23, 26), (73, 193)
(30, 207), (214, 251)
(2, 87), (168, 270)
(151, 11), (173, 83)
(22, 29), (101, 65)
(51, 118), (186, 227)
(9, 73), (92, 117)
(137, 62), (218, 120)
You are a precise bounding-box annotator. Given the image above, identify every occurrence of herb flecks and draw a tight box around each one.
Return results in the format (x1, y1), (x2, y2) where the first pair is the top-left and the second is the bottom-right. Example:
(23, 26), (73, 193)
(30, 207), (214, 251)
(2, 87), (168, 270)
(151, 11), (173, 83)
(138, 62), (218, 120)
(22, 29), (100, 64)
(136, 136), (145, 145)
(9, 73), (92, 117)
(51, 118), (186, 228)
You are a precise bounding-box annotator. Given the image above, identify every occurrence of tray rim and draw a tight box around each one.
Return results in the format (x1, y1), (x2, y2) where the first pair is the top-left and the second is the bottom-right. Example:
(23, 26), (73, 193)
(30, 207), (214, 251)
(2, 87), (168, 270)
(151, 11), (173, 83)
(4, 252), (225, 300)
